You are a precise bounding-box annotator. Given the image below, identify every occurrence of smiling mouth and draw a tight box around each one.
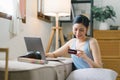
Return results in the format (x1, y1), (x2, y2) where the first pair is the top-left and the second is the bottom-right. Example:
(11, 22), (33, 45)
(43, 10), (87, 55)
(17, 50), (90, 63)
(76, 35), (82, 38)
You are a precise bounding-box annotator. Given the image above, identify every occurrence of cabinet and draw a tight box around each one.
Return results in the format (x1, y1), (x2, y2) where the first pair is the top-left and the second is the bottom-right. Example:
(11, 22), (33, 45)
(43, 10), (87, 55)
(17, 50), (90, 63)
(94, 30), (120, 80)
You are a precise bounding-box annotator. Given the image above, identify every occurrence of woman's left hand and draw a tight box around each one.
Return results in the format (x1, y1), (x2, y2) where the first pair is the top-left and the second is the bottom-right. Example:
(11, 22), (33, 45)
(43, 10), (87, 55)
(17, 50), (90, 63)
(76, 50), (87, 59)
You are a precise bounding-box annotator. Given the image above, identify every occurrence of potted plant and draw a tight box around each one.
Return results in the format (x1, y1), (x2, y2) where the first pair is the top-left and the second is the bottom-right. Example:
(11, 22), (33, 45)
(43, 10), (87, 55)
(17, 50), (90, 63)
(92, 5), (116, 30)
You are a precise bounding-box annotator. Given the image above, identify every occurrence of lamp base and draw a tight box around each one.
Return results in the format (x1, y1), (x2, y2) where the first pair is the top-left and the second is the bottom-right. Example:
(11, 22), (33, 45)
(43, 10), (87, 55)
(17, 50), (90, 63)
(46, 27), (64, 53)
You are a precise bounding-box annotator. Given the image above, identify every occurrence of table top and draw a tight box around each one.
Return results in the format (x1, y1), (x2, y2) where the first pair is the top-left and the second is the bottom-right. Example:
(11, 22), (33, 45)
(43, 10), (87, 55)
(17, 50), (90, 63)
(0, 57), (72, 71)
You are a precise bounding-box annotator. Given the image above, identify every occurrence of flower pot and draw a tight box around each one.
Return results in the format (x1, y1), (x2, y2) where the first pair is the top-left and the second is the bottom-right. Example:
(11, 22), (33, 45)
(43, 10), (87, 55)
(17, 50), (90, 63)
(99, 22), (109, 30)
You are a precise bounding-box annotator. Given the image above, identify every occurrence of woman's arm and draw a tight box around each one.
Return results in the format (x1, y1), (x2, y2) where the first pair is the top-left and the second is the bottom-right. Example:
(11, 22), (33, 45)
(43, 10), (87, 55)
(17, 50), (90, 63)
(46, 39), (74, 58)
(86, 38), (103, 68)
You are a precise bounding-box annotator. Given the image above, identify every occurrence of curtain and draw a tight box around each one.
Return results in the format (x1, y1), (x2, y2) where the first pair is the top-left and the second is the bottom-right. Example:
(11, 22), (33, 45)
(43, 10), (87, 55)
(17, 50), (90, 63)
(9, 0), (20, 38)
(0, 0), (26, 38)
(20, 0), (26, 20)
(9, 0), (26, 38)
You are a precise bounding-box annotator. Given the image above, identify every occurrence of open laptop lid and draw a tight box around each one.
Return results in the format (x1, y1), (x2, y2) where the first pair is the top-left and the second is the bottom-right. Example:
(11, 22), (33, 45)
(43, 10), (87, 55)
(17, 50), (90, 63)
(24, 37), (48, 63)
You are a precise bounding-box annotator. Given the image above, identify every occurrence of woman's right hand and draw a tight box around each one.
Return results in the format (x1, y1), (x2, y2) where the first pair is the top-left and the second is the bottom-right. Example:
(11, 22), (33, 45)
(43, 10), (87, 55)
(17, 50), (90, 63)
(45, 53), (55, 58)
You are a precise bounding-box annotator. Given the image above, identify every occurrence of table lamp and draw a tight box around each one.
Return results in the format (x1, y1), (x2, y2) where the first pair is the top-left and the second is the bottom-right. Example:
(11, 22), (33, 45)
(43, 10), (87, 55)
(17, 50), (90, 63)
(43, 0), (71, 53)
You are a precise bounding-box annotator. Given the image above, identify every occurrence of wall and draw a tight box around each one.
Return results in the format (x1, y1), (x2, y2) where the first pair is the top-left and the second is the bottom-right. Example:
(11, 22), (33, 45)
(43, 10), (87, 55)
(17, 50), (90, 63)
(0, 18), (10, 44)
(0, 0), (53, 59)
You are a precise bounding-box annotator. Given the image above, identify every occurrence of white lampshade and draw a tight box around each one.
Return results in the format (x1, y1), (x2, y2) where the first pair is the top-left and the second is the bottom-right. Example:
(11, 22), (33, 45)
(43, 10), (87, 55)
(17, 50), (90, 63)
(43, 0), (71, 17)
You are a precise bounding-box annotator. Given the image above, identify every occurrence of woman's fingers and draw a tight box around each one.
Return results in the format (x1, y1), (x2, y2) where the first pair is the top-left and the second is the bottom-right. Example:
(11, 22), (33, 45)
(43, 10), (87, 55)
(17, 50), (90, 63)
(76, 50), (86, 58)
(45, 53), (54, 58)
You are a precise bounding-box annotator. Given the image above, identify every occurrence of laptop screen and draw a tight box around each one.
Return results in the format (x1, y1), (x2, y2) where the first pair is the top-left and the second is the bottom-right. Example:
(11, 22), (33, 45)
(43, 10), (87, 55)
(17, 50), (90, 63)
(24, 37), (47, 63)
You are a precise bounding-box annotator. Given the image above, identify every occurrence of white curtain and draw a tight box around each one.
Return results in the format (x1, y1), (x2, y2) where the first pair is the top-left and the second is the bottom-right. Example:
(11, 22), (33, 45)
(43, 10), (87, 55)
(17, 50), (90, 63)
(0, 0), (21, 38)
(9, 0), (21, 38)
(20, 0), (26, 20)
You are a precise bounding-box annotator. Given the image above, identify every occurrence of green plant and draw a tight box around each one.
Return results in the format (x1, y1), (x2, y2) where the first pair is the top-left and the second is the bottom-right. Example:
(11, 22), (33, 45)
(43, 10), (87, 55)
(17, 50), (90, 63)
(92, 5), (116, 22)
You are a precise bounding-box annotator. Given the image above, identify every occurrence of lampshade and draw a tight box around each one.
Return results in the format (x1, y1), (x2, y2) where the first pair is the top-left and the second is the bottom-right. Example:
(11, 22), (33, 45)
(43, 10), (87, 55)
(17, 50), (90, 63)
(43, 0), (71, 17)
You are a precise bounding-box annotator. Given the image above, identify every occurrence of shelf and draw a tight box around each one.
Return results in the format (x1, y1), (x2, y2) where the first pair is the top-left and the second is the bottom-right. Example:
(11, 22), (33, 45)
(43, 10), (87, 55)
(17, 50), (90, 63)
(60, 0), (94, 37)
(72, 0), (91, 3)
(59, 20), (72, 23)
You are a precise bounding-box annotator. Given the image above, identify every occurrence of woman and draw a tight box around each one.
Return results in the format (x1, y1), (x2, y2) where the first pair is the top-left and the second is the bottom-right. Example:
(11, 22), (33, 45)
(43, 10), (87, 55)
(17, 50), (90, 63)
(46, 15), (103, 69)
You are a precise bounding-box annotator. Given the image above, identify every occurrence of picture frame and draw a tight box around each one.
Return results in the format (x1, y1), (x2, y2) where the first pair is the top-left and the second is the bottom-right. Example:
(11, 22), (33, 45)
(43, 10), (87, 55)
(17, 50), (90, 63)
(37, 0), (51, 22)
(72, 3), (91, 19)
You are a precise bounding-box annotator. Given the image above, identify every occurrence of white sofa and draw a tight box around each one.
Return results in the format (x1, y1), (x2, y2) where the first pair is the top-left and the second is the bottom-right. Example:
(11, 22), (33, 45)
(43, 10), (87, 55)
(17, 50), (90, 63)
(66, 68), (118, 80)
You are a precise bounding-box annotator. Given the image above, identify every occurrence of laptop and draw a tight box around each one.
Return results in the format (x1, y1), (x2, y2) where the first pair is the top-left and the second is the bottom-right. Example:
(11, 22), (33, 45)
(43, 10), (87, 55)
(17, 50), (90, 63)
(23, 37), (65, 64)
(24, 37), (48, 64)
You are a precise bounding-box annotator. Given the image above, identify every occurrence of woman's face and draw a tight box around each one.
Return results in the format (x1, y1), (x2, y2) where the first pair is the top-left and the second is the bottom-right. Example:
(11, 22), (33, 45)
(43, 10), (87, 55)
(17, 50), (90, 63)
(72, 23), (88, 39)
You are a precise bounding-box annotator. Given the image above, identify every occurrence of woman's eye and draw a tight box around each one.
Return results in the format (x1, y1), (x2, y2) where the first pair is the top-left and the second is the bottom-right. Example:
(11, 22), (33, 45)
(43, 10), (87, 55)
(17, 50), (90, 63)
(74, 28), (84, 32)
(74, 28), (77, 31)
(79, 29), (84, 32)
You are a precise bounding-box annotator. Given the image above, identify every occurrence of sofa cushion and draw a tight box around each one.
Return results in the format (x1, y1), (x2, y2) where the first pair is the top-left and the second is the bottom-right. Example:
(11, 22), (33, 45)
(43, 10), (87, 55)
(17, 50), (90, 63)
(66, 68), (118, 80)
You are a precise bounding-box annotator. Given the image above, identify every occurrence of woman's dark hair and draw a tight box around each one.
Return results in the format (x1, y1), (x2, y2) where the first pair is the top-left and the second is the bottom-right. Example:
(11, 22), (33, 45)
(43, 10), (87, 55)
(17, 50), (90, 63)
(73, 15), (90, 28)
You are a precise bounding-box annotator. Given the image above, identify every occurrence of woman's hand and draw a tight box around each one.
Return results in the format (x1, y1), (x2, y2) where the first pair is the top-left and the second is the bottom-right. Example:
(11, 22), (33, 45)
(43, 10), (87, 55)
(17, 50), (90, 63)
(45, 53), (54, 58)
(45, 53), (57, 58)
(76, 50), (87, 59)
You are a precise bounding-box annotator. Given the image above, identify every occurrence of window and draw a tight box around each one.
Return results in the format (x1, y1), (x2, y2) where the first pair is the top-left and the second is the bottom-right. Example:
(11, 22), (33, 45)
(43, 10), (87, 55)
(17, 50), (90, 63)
(0, 0), (15, 15)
